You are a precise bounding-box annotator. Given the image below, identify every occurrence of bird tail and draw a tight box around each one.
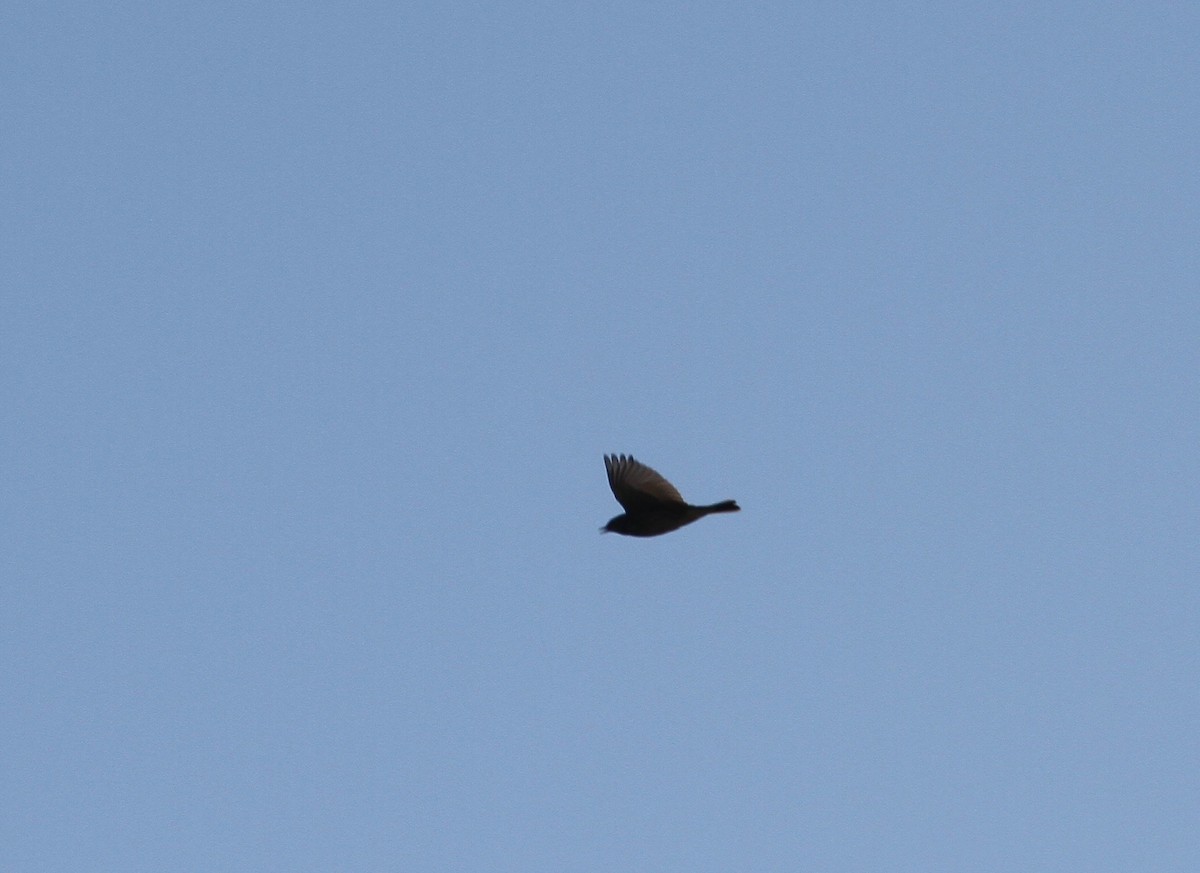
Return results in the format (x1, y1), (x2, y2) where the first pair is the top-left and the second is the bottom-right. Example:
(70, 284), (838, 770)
(700, 500), (740, 514)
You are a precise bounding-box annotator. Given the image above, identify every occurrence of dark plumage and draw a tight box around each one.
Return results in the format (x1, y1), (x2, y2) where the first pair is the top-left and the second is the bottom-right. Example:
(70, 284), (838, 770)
(601, 453), (740, 537)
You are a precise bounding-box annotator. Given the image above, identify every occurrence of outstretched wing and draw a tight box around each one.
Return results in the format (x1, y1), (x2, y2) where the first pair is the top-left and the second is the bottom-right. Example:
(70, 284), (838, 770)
(604, 454), (686, 510)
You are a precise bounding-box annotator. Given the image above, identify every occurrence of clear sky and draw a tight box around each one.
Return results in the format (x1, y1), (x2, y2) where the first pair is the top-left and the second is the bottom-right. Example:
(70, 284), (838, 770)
(3, 3), (1197, 871)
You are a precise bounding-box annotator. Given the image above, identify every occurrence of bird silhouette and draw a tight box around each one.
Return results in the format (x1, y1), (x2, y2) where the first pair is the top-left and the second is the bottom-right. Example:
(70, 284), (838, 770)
(601, 453), (740, 537)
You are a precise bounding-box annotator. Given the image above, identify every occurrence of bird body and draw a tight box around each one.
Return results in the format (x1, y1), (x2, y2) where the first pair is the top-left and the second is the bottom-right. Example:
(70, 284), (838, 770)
(601, 454), (739, 537)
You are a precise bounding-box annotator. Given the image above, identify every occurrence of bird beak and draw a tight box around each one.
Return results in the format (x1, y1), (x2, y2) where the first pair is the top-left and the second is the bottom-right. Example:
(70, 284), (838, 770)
(599, 526), (609, 534)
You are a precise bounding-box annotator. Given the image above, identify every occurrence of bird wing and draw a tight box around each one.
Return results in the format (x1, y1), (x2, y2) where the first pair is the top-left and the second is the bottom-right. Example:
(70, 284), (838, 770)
(604, 454), (686, 509)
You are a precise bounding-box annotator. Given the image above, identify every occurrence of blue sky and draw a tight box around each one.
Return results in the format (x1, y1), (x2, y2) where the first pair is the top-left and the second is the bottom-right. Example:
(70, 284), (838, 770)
(3, 3), (1197, 870)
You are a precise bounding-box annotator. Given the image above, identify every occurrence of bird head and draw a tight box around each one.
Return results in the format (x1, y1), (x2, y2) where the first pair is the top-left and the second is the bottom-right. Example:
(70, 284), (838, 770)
(602, 515), (632, 535)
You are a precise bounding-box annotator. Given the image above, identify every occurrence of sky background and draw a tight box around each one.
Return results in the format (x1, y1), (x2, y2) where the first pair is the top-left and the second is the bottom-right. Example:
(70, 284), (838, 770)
(3, 3), (1198, 871)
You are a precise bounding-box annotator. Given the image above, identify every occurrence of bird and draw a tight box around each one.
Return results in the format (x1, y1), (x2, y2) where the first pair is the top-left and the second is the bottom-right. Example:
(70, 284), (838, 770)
(601, 453), (740, 537)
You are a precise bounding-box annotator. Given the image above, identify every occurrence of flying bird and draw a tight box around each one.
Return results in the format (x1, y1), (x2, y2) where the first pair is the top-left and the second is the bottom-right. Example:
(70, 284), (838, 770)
(601, 453), (740, 537)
